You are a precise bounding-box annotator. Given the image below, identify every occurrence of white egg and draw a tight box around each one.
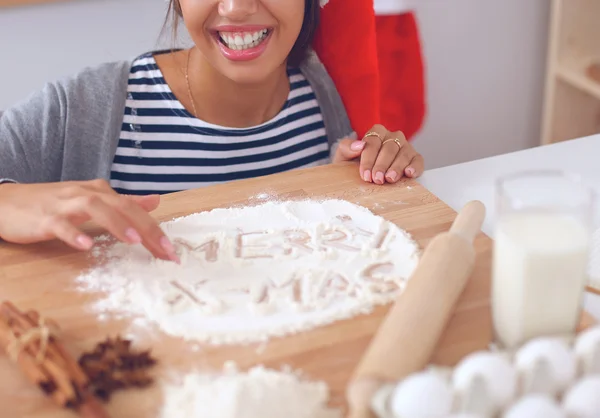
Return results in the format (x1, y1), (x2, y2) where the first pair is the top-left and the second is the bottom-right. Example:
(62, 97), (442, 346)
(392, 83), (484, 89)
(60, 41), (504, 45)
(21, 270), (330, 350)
(562, 376), (600, 418)
(390, 371), (453, 417)
(515, 338), (576, 396)
(502, 394), (565, 418)
(574, 326), (600, 375)
(452, 351), (517, 414)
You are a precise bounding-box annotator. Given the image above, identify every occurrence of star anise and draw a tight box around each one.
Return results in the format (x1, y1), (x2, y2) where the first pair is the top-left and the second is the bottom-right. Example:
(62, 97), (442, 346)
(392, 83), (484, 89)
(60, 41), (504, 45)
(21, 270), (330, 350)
(78, 336), (157, 401)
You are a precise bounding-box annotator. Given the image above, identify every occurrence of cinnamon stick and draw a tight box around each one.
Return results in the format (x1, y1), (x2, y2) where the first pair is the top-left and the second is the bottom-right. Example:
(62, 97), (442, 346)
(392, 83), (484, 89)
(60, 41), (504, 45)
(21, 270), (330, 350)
(26, 310), (89, 387)
(0, 303), (75, 405)
(0, 320), (54, 389)
(0, 302), (111, 418)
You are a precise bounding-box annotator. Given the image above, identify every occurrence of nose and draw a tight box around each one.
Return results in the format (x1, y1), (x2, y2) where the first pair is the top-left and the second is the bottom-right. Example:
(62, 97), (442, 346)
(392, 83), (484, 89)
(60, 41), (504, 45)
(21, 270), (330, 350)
(218, 0), (258, 20)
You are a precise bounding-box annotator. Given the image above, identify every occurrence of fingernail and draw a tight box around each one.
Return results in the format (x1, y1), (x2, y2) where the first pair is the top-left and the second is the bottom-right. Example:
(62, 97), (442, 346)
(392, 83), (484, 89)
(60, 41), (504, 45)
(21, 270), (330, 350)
(386, 170), (398, 182)
(160, 236), (181, 263)
(350, 141), (364, 151)
(76, 234), (93, 250)
(125, 228), (142, 244)
(405, 167), (416, 177)
(363, 170), (371, 182)
(374, 172), (384, 184)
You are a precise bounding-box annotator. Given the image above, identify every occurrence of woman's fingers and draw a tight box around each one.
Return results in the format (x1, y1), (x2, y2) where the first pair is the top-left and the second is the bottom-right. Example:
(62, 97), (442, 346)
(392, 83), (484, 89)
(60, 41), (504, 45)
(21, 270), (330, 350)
(370, 141), (399, 184)
(78, 182), (176, 262)
(359, 125), (388, 182)
(47, 216), (94, 251)
(62, 195), (142, 245)
(332, 138), (365, 163)
(108, 194), (180, 263)
(125, 194), (161, 212)
(405, 153), (425, 178)
(372, 132), (407, 184)
(77, 182), (176, 262)
(387, 144), (417, 183)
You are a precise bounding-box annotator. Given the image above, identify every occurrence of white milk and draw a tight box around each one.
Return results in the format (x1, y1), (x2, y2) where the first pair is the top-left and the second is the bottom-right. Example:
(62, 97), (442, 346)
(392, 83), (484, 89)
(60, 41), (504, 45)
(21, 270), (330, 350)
(492, 212), (590, 349)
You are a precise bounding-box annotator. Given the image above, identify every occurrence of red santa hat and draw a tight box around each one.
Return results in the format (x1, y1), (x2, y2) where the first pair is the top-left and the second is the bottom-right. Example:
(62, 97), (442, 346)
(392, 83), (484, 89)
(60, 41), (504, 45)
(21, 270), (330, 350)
(313, 0), (426, 140)
(313, 0), (381, 139)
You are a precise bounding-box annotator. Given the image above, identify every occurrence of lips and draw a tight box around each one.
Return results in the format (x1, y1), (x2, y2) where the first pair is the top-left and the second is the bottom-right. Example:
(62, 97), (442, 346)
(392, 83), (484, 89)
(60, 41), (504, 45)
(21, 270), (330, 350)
(217, 29), (270, 51)
(212, 26), (273, 62)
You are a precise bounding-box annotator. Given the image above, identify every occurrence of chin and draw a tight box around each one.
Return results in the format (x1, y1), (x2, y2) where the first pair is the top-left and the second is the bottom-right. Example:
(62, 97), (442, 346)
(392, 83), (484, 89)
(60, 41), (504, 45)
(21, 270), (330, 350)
(218, 62), (284, 86)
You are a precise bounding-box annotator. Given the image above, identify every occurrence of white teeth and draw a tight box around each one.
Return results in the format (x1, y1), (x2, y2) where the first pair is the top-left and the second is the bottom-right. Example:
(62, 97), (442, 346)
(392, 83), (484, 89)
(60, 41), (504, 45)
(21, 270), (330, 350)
(218, 29), (269, 51)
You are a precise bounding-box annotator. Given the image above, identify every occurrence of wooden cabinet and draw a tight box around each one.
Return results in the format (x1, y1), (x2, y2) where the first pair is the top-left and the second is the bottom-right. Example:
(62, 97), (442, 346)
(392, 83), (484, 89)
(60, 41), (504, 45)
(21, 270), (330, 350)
(541, 0), (600, 145)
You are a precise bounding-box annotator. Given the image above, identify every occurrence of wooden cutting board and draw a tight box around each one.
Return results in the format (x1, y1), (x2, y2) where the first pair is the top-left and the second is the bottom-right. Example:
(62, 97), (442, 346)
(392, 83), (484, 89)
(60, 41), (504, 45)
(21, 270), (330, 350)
(0, 163), (594, 418)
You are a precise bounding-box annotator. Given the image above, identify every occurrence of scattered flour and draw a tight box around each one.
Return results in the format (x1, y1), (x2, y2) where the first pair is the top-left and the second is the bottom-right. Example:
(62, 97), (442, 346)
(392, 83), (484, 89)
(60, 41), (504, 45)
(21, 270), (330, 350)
(160, 363), (341, 418)
(76, 199), (420, 344)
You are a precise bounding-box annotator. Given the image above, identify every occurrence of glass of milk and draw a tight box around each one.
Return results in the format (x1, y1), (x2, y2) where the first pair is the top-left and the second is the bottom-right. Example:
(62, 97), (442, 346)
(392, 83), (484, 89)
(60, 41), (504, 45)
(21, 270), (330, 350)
(492, 170), (594, 349)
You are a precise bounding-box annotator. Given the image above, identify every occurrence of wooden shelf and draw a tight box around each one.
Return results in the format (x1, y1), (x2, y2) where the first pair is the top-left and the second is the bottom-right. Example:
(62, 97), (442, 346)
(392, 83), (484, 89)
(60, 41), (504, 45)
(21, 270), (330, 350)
(541, 0), (600, 145)
(556, 59), (600, 101)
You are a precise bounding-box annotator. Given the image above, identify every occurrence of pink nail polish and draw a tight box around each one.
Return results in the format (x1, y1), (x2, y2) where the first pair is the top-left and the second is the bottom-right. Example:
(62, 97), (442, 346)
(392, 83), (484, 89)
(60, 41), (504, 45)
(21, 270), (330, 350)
(76, 235), (93, 250)
(386, 170), (398, 182)
(363, 170), (371, 182)
(125, 228), (142, 243)
(351, 141), (364, 151)
(160, 236), (180, 263)
(406, 167), (416, 177)
(375, 172), (384, 184)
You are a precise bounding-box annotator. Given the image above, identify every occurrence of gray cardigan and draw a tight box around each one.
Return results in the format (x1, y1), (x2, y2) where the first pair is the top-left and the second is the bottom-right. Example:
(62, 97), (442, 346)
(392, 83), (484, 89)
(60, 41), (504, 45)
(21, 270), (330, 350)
(0, 51), (352, 185)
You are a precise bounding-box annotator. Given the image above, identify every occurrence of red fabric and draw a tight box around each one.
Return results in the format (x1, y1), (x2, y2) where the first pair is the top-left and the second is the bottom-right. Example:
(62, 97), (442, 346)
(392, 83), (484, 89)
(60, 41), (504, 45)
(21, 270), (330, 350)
(313, 3), (426, 140)
(313, 0), (381, 139)
(375, 12), (426, 139)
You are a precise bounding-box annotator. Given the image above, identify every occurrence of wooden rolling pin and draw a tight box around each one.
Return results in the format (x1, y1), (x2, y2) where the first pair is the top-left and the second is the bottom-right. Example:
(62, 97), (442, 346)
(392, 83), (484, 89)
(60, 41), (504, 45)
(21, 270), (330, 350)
(346, 200), (486, 418)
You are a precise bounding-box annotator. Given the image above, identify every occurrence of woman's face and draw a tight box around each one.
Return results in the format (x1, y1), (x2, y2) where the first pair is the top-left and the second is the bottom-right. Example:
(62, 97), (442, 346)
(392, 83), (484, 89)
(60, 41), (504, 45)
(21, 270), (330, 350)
(180, 0), (305, 84)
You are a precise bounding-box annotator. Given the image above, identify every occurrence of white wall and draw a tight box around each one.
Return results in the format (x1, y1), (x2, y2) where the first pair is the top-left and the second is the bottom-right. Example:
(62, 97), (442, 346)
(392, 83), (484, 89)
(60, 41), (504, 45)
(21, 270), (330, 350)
(411, 0), (550, 168)
(0, 0), (175, 108)
(0, 0), (550, 169)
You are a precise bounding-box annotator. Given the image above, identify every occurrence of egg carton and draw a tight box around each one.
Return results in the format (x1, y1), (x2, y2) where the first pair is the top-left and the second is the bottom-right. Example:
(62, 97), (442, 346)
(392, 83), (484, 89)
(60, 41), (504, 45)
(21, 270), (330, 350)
(371, 326), (600, 418)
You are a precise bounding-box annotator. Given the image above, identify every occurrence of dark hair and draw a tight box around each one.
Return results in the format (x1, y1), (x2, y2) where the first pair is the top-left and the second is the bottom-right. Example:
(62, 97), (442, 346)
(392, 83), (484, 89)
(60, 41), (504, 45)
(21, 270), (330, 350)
(163, 0), (320, 67)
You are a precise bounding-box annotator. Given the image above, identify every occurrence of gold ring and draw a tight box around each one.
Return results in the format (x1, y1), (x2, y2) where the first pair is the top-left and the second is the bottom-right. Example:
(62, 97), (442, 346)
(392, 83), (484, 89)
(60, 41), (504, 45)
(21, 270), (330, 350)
(383, 138), (403, 149)
(364, 131), (384, 142)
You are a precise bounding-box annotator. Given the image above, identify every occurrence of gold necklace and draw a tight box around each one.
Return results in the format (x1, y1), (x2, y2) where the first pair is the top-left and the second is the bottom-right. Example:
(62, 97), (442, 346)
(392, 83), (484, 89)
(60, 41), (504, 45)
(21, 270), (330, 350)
(184, 49), (199, 118)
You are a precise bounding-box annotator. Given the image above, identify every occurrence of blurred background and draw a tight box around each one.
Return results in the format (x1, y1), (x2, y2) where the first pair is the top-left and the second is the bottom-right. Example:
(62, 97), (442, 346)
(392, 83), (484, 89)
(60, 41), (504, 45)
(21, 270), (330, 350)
(1, 0), (598, 169)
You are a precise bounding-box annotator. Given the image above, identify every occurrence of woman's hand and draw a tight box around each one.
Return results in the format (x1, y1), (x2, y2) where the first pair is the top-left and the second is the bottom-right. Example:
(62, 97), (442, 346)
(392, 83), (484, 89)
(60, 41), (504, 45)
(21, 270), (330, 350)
(0, 180), (179, 262)
(333, 124), (424, 184)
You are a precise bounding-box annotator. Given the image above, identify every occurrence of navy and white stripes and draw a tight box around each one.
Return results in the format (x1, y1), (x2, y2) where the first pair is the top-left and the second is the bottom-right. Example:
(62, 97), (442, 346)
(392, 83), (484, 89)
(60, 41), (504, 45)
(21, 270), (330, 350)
(110, 53), (330, 195)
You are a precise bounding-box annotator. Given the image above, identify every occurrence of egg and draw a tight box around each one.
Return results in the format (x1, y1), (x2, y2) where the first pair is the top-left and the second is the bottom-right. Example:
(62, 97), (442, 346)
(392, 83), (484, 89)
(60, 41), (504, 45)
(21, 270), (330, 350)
(574, 326), (600, 375)
(502, 394), (565, 418)
(389, 371), (453, 417)
(562, 376), (600, 418)
(515, 337), (576, 396)
(452, 351), (517, 415)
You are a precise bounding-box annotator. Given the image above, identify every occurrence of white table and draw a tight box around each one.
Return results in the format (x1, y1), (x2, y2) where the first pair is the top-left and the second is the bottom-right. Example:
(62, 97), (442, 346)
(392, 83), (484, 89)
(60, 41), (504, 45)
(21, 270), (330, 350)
(419, 133), (600, 320)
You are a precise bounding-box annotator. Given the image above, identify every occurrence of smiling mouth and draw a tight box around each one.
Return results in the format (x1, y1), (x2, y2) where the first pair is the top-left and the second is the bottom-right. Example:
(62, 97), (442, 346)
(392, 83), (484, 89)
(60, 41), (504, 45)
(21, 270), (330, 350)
(217, 29), (272, 51)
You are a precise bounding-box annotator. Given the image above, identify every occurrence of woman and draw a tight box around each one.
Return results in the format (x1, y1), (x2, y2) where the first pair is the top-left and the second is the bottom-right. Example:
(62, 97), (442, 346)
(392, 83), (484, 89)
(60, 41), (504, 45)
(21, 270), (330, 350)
(0, 0), (423, 263)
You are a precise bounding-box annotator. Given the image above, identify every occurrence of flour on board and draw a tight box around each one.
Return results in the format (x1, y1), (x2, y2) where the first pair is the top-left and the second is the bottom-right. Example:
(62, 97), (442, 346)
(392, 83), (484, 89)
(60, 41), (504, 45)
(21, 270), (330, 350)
(76, 199), (420, 344)
(160, 363), (341, 418)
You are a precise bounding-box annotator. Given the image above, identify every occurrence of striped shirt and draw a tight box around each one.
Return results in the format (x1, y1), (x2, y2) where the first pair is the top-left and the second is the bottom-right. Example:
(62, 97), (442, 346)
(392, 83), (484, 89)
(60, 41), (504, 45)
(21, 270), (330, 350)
(110, 53), (330, 195)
